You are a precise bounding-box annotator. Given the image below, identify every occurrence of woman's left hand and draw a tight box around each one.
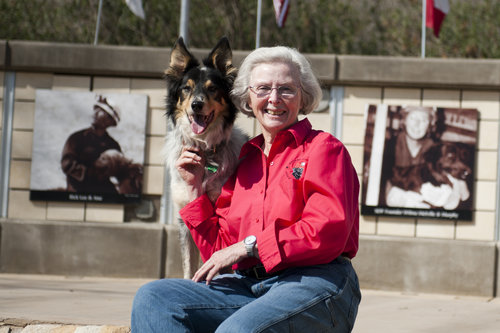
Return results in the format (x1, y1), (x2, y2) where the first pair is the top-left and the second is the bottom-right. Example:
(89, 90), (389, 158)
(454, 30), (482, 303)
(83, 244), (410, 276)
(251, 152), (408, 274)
(192, 242), (247, 284)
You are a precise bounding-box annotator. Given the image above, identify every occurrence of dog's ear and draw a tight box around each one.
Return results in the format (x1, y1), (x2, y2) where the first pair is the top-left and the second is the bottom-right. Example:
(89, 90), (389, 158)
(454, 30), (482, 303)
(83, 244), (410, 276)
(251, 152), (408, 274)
(165, 37), (199, 79)
(205, 37), (237, 81)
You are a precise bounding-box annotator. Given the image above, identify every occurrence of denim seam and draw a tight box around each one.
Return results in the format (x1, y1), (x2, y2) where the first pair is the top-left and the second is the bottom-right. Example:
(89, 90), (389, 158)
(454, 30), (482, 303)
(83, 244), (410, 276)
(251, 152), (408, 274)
(183, 301), (251, 311)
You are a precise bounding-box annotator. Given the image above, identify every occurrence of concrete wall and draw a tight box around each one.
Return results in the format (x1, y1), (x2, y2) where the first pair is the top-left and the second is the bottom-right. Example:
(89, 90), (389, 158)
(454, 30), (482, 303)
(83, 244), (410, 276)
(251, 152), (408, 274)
(1, 40), (499, 296)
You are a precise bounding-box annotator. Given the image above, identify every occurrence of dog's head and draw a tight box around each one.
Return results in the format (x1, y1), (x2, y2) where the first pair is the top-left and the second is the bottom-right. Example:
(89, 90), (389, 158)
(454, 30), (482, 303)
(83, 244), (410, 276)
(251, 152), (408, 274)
(94, 149), (129, 177)
(165, 37), (238, 138)
(424, 142), (473, 182)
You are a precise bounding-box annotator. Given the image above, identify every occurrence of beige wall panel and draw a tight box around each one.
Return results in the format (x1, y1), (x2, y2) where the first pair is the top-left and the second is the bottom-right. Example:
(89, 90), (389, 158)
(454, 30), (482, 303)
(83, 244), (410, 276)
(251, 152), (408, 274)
(13, 101), (35, 130)
(9, 160), (31, 189)
(343, 87), (382, 115)
(415, 219), (455, 239)
(235, 115), (256, 138)
(8, 190), (46, 219)
(359, 214), (376, 235)
(143, 165), (164, 195)
(377, 217), (416, 237)
(145, 136), (164, 165)
(383, 88), (421, 105)
(422, 89), (460, 107)
(15, 73), (53, 100)
(477, 120), (498, 150)
(47, 201), (85, 221)
(85, 203), (124, 223)
(131, 78), (165, 108)
(11, 131), (33, 159)
(462, 90), (500, 121)
(476, 150), (497, 181)
(148, 108), (167, 136)
(456, 211), (495, 241)
(345, 144), (363, 176)
(342, 115), (365, 145)
(474, 180), (496, 211)
(93, 77), (131, 93)
(52, 75), (91, 90)
(307, 112), (331, 133)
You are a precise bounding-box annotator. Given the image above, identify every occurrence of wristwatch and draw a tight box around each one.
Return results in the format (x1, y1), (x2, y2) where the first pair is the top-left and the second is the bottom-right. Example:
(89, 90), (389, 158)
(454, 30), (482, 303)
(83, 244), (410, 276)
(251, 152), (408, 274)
(244, 235), (257, 257)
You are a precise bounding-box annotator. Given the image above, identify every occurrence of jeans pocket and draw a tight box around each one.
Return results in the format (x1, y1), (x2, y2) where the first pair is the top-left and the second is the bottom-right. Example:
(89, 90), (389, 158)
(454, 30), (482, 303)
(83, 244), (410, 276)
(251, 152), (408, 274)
(323, 278), (361, 332)
(325, 297), (338, 328)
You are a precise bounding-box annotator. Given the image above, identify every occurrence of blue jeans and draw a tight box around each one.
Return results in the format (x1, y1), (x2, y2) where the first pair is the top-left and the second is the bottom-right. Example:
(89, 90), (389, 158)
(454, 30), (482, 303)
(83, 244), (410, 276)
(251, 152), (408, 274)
(131, 256), (361, 332)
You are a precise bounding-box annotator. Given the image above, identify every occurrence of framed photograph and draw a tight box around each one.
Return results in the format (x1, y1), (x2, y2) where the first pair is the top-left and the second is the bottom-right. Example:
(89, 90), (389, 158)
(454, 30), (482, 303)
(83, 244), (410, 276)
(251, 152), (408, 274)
(30, 90), (148, 204)
(361, 104), (478, 221)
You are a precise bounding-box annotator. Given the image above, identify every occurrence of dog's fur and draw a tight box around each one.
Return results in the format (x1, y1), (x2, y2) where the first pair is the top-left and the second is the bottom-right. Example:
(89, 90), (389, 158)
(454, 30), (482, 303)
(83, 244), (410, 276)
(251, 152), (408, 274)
(94, 149), (143, 194)
(391, 142), (472, 193)
(164, 37), (248, 278)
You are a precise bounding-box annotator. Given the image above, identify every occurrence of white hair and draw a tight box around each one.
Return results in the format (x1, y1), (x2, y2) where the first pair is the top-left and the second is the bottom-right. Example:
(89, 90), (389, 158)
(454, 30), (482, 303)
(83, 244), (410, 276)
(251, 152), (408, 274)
(231, 46), (322, 117)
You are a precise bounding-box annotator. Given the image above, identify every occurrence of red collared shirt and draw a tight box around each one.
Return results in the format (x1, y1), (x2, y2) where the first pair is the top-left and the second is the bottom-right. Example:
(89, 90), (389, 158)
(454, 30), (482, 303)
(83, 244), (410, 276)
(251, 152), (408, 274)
(180, 118), (359, 273)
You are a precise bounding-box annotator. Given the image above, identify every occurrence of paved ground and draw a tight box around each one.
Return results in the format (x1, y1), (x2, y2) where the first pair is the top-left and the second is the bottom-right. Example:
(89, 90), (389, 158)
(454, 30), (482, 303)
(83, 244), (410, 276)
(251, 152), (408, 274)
(0, 274), (499, 332)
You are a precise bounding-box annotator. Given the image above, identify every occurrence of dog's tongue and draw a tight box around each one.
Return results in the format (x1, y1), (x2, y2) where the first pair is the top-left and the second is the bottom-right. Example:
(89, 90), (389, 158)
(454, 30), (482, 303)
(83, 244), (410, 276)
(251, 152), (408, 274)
(191, 114), (208, 134)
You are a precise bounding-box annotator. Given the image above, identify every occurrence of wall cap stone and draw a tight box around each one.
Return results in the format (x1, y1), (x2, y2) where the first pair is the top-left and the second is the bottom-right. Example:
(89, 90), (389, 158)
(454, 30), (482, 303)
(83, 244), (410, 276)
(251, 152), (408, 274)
(5, 40), (500, 89)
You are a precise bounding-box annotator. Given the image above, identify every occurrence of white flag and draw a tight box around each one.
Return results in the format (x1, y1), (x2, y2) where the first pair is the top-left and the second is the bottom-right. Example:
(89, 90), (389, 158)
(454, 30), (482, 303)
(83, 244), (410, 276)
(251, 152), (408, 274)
(125, 0), (145, 19)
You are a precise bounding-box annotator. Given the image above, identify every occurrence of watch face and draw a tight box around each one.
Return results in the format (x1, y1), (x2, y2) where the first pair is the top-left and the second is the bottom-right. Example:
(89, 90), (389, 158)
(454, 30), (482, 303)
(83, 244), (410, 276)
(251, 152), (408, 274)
(245, 235), (256, 245)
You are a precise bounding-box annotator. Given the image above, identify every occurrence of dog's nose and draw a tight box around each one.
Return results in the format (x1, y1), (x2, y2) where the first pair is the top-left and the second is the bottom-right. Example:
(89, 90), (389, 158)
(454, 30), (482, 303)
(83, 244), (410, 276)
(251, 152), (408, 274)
(191, 100), (204, 112)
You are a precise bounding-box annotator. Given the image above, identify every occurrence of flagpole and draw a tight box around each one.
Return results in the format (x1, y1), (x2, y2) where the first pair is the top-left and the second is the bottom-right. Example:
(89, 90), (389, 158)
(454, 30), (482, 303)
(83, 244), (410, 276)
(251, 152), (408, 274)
(421, 0), (426, 58)
(94, 0), (103, 45)
(256, 0), (262, 48)
(180, 0), (190, 46)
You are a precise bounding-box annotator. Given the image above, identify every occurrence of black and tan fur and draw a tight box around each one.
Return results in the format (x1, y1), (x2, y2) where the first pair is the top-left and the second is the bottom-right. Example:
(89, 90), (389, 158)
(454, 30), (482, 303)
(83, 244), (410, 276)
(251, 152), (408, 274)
(164, 37), (247, 278)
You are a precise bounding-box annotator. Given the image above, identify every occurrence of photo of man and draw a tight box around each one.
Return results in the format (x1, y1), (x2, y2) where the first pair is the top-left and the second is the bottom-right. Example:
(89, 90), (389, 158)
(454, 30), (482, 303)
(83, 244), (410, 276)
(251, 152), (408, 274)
(30, 90), (148, 203)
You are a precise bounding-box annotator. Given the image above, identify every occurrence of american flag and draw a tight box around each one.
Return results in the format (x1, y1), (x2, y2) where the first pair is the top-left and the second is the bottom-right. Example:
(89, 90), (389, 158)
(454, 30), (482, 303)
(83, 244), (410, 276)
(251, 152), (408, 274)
(273, 0), (290, 28)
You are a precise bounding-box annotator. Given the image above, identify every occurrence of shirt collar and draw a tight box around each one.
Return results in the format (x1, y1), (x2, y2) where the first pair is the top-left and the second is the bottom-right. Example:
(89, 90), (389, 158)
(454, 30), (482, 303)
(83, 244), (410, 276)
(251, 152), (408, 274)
(239, 118), (312, 158)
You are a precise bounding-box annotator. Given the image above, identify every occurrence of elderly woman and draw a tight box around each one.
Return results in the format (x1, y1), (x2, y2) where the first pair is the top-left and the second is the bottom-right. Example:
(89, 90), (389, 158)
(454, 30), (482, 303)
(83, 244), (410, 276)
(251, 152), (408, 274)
(132, 46), (361, 332)
(385, 106), (436, 208)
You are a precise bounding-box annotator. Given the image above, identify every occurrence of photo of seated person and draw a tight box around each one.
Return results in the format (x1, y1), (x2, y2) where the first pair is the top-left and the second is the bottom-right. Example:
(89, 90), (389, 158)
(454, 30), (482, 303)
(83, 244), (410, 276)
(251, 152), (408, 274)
(382, 106), (470, 210)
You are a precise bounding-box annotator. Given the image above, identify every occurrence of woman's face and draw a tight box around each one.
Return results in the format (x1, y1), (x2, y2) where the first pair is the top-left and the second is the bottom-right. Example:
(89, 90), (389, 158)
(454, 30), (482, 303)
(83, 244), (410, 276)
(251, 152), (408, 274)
(405, 110), (430, 140)
(247, 62), (302, 138)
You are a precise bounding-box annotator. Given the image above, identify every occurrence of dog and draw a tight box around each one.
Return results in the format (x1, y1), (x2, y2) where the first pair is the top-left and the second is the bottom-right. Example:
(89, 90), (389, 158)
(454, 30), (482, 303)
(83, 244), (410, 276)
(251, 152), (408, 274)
(94, 149), (143, 194)
(164, 37), (248, 279)
(390, 142), (473, 208)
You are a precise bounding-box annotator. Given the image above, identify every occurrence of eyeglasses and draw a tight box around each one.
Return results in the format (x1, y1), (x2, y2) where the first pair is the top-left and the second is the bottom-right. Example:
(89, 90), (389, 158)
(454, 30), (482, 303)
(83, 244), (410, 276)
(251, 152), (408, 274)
(248, 85), (298, 99)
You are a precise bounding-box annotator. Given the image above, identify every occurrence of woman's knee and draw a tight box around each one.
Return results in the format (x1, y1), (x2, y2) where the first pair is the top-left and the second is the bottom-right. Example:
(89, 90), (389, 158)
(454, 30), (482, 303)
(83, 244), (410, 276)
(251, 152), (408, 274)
(132, 279), (184, 313)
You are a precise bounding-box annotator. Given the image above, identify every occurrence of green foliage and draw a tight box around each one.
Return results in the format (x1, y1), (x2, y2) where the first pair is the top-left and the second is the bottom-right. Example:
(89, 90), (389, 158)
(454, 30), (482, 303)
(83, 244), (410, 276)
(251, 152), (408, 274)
(0, 0), (497, 58)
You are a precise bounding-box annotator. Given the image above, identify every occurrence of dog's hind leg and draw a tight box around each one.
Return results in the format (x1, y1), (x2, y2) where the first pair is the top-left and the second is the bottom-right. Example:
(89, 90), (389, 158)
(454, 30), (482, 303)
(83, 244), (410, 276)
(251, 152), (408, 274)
(178, 217), (201, 279)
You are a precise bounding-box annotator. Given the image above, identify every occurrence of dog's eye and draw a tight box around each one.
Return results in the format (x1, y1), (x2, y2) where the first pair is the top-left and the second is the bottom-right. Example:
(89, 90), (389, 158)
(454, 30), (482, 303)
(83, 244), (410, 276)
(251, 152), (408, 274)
(206, 86), (218, 94)
(181, 86), (192, 93)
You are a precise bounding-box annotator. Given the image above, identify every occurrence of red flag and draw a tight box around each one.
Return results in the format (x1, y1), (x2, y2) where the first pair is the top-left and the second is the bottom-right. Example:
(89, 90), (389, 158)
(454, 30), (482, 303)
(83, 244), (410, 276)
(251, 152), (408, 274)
(426, 0), (449, 37)
(273, 0), (290, 28)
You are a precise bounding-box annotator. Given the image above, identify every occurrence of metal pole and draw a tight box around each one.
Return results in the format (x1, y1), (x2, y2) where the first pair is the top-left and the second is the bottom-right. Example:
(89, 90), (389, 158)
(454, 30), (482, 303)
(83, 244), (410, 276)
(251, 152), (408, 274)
(421, 0), (426, 58)
(94, 0), (103, 45)
(256, 0), (262, 49)
(495, 116), (500, 241)
(0, 72), (15, 217)
(180, 0), (190, 45)
(329, 86), (344, 139)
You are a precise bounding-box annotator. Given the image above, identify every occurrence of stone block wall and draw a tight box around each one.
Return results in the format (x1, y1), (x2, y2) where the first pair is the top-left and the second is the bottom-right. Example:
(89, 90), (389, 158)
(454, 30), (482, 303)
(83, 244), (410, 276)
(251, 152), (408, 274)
(1, 40), (500, 295)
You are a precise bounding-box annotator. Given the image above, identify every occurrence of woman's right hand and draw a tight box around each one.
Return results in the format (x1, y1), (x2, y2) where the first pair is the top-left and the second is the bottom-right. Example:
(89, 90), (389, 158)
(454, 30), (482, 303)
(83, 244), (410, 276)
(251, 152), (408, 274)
(175, 147), (205, 200)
